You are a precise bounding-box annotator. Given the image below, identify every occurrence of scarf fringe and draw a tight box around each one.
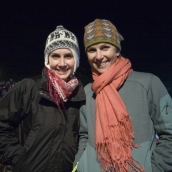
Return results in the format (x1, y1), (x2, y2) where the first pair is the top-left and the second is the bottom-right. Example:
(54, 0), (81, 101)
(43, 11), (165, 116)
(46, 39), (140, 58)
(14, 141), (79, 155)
(47, 80), (62, 109)
(96, 116), (144, 172)
(96, 143), (144, 172)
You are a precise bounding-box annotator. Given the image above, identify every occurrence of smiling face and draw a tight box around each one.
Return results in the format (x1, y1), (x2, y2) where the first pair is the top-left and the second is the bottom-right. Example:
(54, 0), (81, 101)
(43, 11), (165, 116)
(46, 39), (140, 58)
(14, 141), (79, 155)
(48, 48), (75, 81)
(86, 43), (120, 74)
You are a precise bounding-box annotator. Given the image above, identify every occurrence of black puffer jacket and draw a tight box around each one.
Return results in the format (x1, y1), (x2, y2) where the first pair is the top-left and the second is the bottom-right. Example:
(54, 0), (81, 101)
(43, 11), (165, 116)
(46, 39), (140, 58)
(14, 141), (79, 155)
(0, 70), (85, 172)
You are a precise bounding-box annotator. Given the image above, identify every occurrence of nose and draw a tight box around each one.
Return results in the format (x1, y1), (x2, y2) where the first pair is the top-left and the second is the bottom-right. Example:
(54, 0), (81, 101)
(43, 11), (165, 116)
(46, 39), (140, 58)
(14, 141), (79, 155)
(58, 57), (66, 66)
(95, 50), (103, 61)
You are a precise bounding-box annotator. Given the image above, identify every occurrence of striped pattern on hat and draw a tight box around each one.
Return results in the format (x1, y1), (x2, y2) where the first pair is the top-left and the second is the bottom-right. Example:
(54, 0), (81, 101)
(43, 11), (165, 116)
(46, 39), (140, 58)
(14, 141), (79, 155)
(84, 19), (124, 51)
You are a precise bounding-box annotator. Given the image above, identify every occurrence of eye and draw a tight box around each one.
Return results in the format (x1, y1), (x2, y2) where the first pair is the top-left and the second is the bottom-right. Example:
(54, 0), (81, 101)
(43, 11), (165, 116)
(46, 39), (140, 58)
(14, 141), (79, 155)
(87, 48), (96, 53)
(50, 54), (60, 59)
(101, 45), (110, 50)
(65, 54), (73, 59)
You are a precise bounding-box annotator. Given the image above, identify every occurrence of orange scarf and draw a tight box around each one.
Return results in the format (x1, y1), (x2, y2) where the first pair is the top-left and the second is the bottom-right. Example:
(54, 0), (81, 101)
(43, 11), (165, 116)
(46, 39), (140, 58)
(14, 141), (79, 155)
(92, 57), (144, 172)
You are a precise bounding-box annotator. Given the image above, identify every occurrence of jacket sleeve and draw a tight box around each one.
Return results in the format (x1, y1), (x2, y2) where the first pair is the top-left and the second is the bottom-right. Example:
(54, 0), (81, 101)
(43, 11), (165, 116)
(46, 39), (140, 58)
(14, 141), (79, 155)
(73, 103), (88, 167)
(149, 75), (172, 172)
(0, 79), (37, 165)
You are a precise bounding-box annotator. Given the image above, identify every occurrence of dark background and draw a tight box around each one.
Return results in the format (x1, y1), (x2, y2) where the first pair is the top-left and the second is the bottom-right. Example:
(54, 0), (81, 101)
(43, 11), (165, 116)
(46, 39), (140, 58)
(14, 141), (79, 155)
(0, 0), (172, 88)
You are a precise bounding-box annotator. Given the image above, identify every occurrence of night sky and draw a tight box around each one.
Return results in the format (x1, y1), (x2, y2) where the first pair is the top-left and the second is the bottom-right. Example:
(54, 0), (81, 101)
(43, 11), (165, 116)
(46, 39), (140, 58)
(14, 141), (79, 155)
(0, 1), (172, 87)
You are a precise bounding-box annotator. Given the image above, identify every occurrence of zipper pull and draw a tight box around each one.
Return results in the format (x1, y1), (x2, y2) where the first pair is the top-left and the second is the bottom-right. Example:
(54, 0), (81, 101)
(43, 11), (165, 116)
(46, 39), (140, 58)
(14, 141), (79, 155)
(166, 103), (168, 114)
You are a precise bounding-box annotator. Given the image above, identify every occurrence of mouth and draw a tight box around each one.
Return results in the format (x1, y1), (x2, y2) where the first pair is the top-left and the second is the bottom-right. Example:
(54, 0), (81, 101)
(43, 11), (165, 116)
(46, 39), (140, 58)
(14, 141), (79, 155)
(97, 61), (109, 67)
(55, 69), (69, 74)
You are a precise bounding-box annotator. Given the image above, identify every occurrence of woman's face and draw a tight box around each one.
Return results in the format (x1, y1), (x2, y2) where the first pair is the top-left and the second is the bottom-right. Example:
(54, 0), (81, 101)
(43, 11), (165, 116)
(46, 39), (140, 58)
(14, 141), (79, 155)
(48, 48), (75, 81)
(86, 43), (120, 74)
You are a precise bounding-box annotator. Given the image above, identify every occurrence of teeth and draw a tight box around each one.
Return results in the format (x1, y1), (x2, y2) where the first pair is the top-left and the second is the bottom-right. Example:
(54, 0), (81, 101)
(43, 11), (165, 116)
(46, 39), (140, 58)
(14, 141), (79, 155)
(98, 61), (108, 67)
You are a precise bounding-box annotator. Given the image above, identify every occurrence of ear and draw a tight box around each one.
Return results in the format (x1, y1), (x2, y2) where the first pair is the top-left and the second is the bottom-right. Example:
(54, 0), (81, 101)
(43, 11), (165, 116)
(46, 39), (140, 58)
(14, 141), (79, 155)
(116, 51), (120, 57)
(114, 46), (120, 57)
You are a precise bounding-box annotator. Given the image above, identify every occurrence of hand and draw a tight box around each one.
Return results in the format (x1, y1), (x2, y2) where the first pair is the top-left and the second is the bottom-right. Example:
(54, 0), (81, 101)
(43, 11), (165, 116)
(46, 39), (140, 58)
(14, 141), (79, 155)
(156, 138), (159, 145)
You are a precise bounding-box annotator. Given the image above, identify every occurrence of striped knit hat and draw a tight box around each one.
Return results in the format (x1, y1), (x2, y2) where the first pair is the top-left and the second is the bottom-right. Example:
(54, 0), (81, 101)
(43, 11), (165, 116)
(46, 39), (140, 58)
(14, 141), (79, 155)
(84, 19), (124, 51)
(44, 25), (80, 73)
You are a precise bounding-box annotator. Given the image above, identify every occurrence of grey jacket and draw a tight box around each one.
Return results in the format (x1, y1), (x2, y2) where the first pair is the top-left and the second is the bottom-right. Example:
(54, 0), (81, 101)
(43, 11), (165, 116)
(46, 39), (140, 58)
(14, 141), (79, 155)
(74, 71), (172, 172)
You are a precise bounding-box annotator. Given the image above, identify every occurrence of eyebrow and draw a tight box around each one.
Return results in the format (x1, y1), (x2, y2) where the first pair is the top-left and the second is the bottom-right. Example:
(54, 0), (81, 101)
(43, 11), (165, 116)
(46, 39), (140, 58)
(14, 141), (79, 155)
(88, 43), (110, 49)
(50, 53), (73, 56)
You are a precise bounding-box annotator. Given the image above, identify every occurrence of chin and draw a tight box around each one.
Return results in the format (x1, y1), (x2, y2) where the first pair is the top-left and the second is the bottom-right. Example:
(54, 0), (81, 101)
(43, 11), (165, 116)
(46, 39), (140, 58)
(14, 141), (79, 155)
(55, 73), (70, 80)
(60, 77), (68, 81)
(61, 75), (71, 81)
(96, 68), (108, 74)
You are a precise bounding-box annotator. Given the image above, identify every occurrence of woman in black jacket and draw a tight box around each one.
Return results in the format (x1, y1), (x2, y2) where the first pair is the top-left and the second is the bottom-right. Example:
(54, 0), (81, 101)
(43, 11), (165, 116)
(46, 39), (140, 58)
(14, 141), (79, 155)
(0, 26), (85, 172)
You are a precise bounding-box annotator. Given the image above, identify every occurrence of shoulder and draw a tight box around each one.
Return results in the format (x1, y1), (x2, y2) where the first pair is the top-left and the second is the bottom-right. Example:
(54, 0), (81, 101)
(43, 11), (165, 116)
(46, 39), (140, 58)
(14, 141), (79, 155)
(126, 71), (162, 87)
(125, 71), (167, 96)
(14, 77), (41, 90)
(84, 82), (94, 97)
(84, 83), (93, 95)
(29, 75), (42, 85)
(128, 71), (156, 82)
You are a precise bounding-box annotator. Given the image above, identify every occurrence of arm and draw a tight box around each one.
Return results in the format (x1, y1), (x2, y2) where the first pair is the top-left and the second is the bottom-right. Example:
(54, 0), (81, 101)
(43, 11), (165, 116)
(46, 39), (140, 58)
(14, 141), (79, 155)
(149, 75), (172, 172)
(73, 103), (88, 167)
(0, 79), (37, 165)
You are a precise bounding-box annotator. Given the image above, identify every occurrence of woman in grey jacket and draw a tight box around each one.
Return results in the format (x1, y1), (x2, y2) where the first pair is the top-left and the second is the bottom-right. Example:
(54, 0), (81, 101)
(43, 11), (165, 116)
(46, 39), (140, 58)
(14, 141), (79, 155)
(73, 19), (172, 172)
(0, 26), (85, 172)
